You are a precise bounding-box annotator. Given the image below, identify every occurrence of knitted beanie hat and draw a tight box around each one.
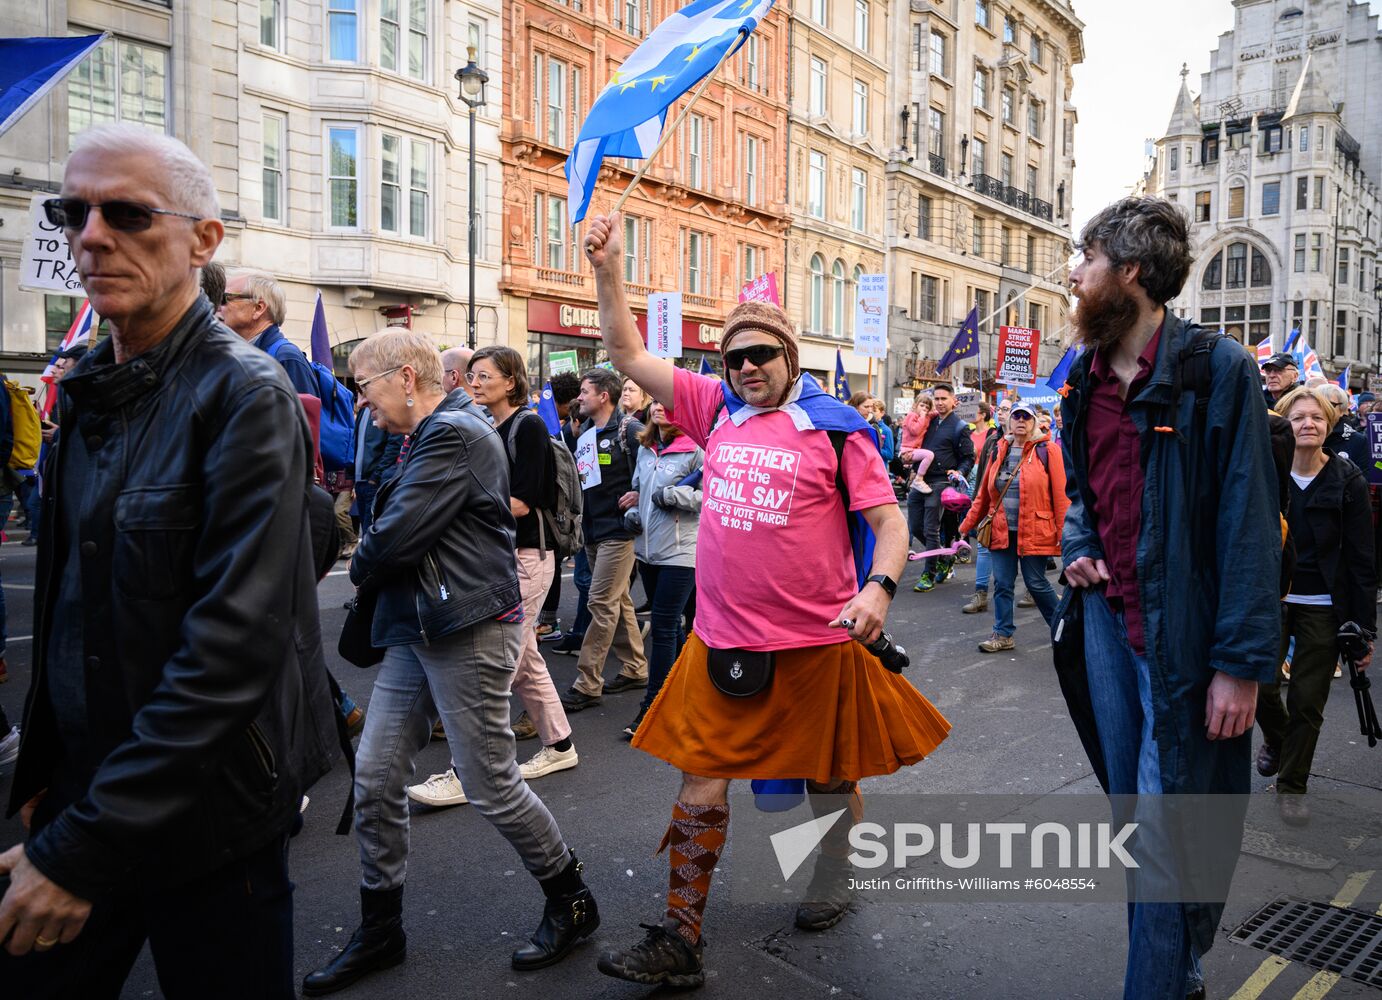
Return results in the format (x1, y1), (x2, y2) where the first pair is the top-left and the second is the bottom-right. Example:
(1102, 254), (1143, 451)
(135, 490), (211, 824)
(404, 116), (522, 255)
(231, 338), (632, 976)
(720, 301), (801, 385)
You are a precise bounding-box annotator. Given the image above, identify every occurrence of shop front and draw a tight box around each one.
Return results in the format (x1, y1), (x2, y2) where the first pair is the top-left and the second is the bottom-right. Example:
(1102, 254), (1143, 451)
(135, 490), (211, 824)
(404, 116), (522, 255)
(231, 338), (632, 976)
(525, 299), (723, 383)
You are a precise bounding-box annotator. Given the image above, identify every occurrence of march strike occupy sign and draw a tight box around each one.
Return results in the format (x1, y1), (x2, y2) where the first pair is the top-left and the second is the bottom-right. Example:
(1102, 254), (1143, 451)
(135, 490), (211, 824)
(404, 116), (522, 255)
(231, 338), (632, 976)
(996, 326), (1041, 387)
(20, 194), (83, 295)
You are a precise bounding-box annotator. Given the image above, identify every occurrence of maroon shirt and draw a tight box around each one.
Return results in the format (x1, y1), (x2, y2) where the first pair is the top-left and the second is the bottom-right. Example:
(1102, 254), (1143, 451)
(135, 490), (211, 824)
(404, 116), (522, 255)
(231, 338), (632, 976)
(1085, 326), (1162, 654)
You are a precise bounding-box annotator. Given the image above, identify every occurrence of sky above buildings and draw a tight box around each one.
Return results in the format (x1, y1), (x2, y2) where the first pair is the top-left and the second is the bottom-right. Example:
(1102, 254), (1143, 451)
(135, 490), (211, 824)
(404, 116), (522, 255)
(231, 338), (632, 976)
(1070, 0), (1237, 240)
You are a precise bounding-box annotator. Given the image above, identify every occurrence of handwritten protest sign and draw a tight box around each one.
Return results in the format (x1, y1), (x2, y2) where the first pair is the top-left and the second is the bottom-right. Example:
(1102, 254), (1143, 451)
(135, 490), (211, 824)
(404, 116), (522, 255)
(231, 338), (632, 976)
(574, 426), (602, 489)
(648, 292), (683, 357)
(20, 194), (83, 295)
(853, 274), (888, 359)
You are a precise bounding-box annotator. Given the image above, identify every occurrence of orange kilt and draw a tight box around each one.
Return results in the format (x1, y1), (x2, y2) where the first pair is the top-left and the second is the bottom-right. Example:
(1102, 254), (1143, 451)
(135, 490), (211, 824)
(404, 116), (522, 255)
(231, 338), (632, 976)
(631, 633), (951, 783)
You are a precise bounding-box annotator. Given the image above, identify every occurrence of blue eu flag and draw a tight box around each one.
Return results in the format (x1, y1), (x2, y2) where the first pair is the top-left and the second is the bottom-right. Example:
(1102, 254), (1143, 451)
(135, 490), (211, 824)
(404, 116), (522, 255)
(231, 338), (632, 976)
(833, 350), (851, 401)
(937, 306), (980, 375)
(537, 382), (563, 437)
(1046, 344), (1082, 392)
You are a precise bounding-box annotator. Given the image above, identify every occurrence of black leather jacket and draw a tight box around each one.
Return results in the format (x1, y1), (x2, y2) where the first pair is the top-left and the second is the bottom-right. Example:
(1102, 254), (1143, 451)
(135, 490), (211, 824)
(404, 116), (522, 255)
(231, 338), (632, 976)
(351, 389), (521, 645)
(8, 297), (339, 901)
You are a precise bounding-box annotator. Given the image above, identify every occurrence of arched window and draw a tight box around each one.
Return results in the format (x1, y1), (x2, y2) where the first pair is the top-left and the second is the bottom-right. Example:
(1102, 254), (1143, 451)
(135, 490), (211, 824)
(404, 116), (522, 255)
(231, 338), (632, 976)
(1250, 247), (1271, 287)
(832, 259), (846, 336)
(809, 254), (825, 333)
(1226, 243), (1248, 289)
(1202, 250), (1223, 290)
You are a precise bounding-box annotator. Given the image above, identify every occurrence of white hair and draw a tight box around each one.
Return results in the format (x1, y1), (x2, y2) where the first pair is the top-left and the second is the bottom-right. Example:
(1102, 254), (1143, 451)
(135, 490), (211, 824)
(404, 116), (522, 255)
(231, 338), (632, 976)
(68, 124), (220, 220)
(227, 269), (287, 326)
(1319, 384), (1350, 410)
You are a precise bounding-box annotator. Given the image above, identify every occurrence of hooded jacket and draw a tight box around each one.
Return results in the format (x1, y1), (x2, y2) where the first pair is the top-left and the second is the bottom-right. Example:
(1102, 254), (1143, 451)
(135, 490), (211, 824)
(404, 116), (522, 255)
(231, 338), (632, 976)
(632, 434), (703, 567)
(958, 432), (1069, 555)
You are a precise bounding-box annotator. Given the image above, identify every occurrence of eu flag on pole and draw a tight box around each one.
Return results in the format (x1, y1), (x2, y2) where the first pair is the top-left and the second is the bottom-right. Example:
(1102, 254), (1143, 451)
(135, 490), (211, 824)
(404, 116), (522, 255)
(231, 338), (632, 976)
(537, 382), (563, 437)
(565, 0), (775, 224)
(937, 306), (980, 375)
(1046, 344), (1082, 392)
(699, 356), (716, 376)
(309, 291), (333, 368)
(1283, 326), (1301, 354)
(0, 34), (107, 138)
(833, 350), (851, 401)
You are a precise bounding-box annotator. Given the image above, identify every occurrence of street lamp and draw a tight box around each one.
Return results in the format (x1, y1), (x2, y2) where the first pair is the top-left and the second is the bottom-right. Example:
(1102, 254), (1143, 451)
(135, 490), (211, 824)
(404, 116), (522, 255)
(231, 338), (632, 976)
(455, 46), (489, 350)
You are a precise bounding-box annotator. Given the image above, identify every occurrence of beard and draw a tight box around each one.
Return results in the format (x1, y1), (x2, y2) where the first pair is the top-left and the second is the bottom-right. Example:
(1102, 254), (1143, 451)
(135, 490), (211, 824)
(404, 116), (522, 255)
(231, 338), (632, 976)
(1073, 279), (1141, 351)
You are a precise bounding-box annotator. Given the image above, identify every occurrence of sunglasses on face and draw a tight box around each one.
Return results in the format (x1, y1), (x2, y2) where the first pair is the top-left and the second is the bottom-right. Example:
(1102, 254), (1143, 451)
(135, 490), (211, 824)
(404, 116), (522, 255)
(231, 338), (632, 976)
(723, 344), (785, 371)
(43, 197), (202, 233)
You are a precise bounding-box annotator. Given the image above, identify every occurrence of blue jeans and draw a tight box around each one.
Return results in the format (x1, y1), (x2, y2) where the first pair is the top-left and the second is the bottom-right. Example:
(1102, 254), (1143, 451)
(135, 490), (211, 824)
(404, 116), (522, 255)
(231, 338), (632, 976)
(906, 487), (945, 576)
(639, 563), (696, 712)
(975, 543), (991, 591)
(355, 480), (379, 536)
(353, 619), (570, 889)
(1083, 591), (1203, 1000)
(986, 532), (1059, 637)
(570, 547), (593, 636)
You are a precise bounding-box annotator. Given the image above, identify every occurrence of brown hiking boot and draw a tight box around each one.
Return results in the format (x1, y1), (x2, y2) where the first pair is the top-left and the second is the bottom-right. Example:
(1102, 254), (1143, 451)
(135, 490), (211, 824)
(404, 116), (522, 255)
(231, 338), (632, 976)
(962, 590), (989, 614)
(978, 633), (1015, 653)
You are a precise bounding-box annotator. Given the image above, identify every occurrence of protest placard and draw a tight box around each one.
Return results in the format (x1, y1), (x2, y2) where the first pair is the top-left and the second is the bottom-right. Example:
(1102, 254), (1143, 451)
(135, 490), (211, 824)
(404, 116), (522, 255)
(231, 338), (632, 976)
(19, 194), (83, 295)
(853, 274), (888, 359)
(738, 273), (780, 306)
(647, 292), (683, 357)
(550, 350), (580, 377)
(996, 326), (1041, 387)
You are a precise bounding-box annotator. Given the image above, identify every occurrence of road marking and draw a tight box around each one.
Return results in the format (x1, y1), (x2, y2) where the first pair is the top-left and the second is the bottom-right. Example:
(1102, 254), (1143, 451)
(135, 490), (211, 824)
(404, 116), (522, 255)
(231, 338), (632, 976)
(5, 635), (31, 643)
(1289, 971), (1341, 999)
(1332, 870), (1374, 908)
(3, 582), (34, 589)
(1226, 955), (1291, 1000)
(325, 569), (349, 577)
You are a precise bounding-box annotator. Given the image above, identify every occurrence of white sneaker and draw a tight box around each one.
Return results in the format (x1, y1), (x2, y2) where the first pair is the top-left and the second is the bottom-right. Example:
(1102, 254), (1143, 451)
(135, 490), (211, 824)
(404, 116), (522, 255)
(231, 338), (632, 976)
(0, 726), (18, 768)
(519, 744), (579, 780)
(406, 767), (468, 807)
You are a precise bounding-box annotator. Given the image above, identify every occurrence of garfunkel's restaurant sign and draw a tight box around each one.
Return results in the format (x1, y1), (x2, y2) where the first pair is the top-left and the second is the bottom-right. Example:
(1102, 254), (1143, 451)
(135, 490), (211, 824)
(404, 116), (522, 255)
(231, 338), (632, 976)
(528, 299), (723, 350)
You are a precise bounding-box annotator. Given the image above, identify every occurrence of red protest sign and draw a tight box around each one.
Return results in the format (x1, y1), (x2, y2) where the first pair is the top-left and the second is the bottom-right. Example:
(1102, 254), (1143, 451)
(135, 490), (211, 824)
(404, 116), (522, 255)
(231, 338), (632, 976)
(738, 273), (780, 306)
(996, 326), (1041, 387)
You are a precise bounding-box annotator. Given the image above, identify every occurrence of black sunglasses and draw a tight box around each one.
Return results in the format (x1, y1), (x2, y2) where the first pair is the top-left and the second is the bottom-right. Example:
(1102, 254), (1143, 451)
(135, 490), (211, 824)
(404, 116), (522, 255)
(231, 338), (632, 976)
(723, 344), (785, 371)
(43, 197), (202, 233)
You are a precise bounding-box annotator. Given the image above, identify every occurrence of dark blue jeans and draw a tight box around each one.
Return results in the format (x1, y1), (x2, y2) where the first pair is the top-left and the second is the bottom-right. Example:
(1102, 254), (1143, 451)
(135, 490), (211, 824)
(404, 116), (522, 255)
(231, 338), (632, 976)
(986, 532), (1059, 637)
(355, 479), (379, 536)
(0, 835), (294, 999)
(639, 563), (696, 712)
(1083, 590), (1203, 999)
(570, 547), (593, 636)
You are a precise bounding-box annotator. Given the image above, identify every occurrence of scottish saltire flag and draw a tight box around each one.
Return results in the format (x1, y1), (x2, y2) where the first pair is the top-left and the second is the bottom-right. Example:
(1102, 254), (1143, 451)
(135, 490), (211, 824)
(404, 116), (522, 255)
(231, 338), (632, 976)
(309, 290), (333, 368)
(699, 356), (716, 376)
(833, 350), (851, 401)
(0, 34), (107, 138)
(1337, 366), (1351, 391)
(1255, 335), (1273, 364)
(1046, 344), (1082, 392)
(39, 299), (95, 418)
(565, 0), (775, 223)
(537, 382), (563, 437)
(937, 306), (980, 374)
(1283, 326), (1301, 354)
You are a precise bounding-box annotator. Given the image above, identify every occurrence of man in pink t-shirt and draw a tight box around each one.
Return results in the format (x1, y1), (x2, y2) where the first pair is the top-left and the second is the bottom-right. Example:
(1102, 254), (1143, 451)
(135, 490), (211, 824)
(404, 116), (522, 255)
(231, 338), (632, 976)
(579, 213), (950, 990)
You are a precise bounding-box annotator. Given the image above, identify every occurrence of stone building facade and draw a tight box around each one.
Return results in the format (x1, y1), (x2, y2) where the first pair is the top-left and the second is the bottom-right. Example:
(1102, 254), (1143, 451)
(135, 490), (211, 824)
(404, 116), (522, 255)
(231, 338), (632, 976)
(880, 0), (1082, 410)
(0, 0), (506, 376)
(1141, 0), (1382, 383)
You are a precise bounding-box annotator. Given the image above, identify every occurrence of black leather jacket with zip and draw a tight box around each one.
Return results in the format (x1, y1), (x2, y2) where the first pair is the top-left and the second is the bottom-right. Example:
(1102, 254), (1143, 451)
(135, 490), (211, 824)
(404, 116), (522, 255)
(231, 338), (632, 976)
(8, 296), (338, 901)
(350, 388), (521, 645)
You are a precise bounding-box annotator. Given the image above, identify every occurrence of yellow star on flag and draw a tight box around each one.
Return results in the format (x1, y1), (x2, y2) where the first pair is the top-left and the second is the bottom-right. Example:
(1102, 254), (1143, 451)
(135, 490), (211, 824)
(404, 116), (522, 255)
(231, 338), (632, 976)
(649, 74), (669, 91)
(739, 0), (754, 11)
(620, 79), (639, 92)
(684, 45), (701, 62)
(609, 71), (623, 85)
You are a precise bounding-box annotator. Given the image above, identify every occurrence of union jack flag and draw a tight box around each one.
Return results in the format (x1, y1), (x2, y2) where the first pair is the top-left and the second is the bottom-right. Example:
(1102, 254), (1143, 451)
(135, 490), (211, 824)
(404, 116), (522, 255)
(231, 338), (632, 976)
(39, 299), (95, 418)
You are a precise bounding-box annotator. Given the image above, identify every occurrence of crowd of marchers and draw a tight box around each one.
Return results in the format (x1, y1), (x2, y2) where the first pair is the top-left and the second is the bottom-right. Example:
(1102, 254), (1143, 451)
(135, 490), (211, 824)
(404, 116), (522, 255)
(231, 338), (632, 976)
(0, 124), (1374, 1000)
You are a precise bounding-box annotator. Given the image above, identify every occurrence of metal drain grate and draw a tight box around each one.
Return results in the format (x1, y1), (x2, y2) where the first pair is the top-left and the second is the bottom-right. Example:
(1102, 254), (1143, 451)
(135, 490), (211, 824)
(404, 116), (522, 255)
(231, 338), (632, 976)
(1231, 896), (1382, 988)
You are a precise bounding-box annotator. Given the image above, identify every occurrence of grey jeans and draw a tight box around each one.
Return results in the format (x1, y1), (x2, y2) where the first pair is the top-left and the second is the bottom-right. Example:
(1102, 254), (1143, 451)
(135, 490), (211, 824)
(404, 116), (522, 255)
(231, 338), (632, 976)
(353, 617), (571, 889)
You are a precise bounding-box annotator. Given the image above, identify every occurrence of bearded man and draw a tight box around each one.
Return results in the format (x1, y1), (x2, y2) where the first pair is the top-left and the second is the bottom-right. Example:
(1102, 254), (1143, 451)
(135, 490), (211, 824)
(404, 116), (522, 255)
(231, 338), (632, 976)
(1052, 197), (1280, 1000)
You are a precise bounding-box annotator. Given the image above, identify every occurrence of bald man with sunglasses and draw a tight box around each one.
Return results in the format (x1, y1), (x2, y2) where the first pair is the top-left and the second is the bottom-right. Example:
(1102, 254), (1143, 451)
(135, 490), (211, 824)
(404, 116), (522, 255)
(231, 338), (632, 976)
(580, 214), (949, 988)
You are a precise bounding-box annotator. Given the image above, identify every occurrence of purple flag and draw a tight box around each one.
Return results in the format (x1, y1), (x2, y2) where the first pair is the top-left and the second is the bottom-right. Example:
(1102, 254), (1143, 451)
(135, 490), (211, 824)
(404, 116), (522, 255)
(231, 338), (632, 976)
(309, 290), (332, 368)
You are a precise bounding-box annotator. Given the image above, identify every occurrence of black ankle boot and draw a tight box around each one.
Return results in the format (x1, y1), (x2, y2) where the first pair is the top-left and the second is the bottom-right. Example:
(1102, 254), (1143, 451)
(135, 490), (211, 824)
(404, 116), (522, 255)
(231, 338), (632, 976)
(302, 886), (407, 996)
(511, 854), (601, 970)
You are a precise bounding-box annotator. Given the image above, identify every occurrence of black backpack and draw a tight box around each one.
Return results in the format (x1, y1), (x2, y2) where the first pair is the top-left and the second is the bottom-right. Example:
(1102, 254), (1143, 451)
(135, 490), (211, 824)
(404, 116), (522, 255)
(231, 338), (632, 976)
(1174, 331), (1295, 599)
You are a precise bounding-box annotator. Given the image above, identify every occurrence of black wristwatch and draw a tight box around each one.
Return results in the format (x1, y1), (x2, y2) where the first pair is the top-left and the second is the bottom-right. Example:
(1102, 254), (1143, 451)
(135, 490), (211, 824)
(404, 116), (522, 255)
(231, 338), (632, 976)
(865, 574), (898, 599)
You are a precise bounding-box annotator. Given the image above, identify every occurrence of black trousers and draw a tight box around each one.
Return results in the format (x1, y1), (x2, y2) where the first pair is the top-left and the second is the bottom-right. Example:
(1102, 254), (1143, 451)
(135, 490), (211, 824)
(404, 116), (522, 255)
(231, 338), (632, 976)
(1, 834), (294, 1000)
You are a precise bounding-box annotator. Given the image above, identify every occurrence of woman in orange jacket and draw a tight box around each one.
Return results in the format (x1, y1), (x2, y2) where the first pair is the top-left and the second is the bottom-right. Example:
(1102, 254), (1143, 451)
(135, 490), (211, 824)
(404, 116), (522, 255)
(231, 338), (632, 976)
(957, 401), (1069, 653)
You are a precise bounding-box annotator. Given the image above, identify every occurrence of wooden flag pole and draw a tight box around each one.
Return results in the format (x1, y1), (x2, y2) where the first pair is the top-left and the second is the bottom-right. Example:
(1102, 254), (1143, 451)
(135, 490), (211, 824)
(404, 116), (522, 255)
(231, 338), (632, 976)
(866, 358), (873, 397)
(611, 37), (742, 216)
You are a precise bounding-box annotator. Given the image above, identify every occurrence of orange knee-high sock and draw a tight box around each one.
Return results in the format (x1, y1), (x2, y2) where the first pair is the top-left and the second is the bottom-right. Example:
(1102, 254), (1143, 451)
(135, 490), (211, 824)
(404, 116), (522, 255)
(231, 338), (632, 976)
(658, 800), (729, 945)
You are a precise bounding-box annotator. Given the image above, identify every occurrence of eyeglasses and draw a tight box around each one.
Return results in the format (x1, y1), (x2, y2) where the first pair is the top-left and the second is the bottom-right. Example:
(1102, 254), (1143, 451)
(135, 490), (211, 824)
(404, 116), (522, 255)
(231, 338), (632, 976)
(220, 293), (257, 307)
(464, 370), (503, 385)
(43, 197), (202, 233)
(356, 366), (403, 390)
(723, 345), (785, 371)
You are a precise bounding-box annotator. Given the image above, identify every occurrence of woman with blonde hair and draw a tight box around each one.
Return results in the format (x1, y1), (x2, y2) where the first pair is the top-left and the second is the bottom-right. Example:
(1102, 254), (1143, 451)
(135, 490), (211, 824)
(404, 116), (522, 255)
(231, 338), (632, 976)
(304, 330), (596, 996)
(1256, 385), (1375, 827)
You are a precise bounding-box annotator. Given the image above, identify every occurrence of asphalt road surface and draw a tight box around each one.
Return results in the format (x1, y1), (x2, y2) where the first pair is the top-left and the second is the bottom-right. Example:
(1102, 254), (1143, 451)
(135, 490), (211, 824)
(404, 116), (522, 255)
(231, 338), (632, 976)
(1, 535), (1379, 1000)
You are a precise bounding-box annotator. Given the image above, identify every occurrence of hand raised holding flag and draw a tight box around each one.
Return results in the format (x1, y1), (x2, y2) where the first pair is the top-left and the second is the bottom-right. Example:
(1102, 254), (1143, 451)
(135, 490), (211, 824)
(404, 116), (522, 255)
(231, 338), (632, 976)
(582, 211), (624, 275)
(584, 212), (675, 405)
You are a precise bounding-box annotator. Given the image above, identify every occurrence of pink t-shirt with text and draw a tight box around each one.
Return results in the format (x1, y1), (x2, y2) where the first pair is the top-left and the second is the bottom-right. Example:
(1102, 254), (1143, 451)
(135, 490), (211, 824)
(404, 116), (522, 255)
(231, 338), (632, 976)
(668, 367), (896, 652)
